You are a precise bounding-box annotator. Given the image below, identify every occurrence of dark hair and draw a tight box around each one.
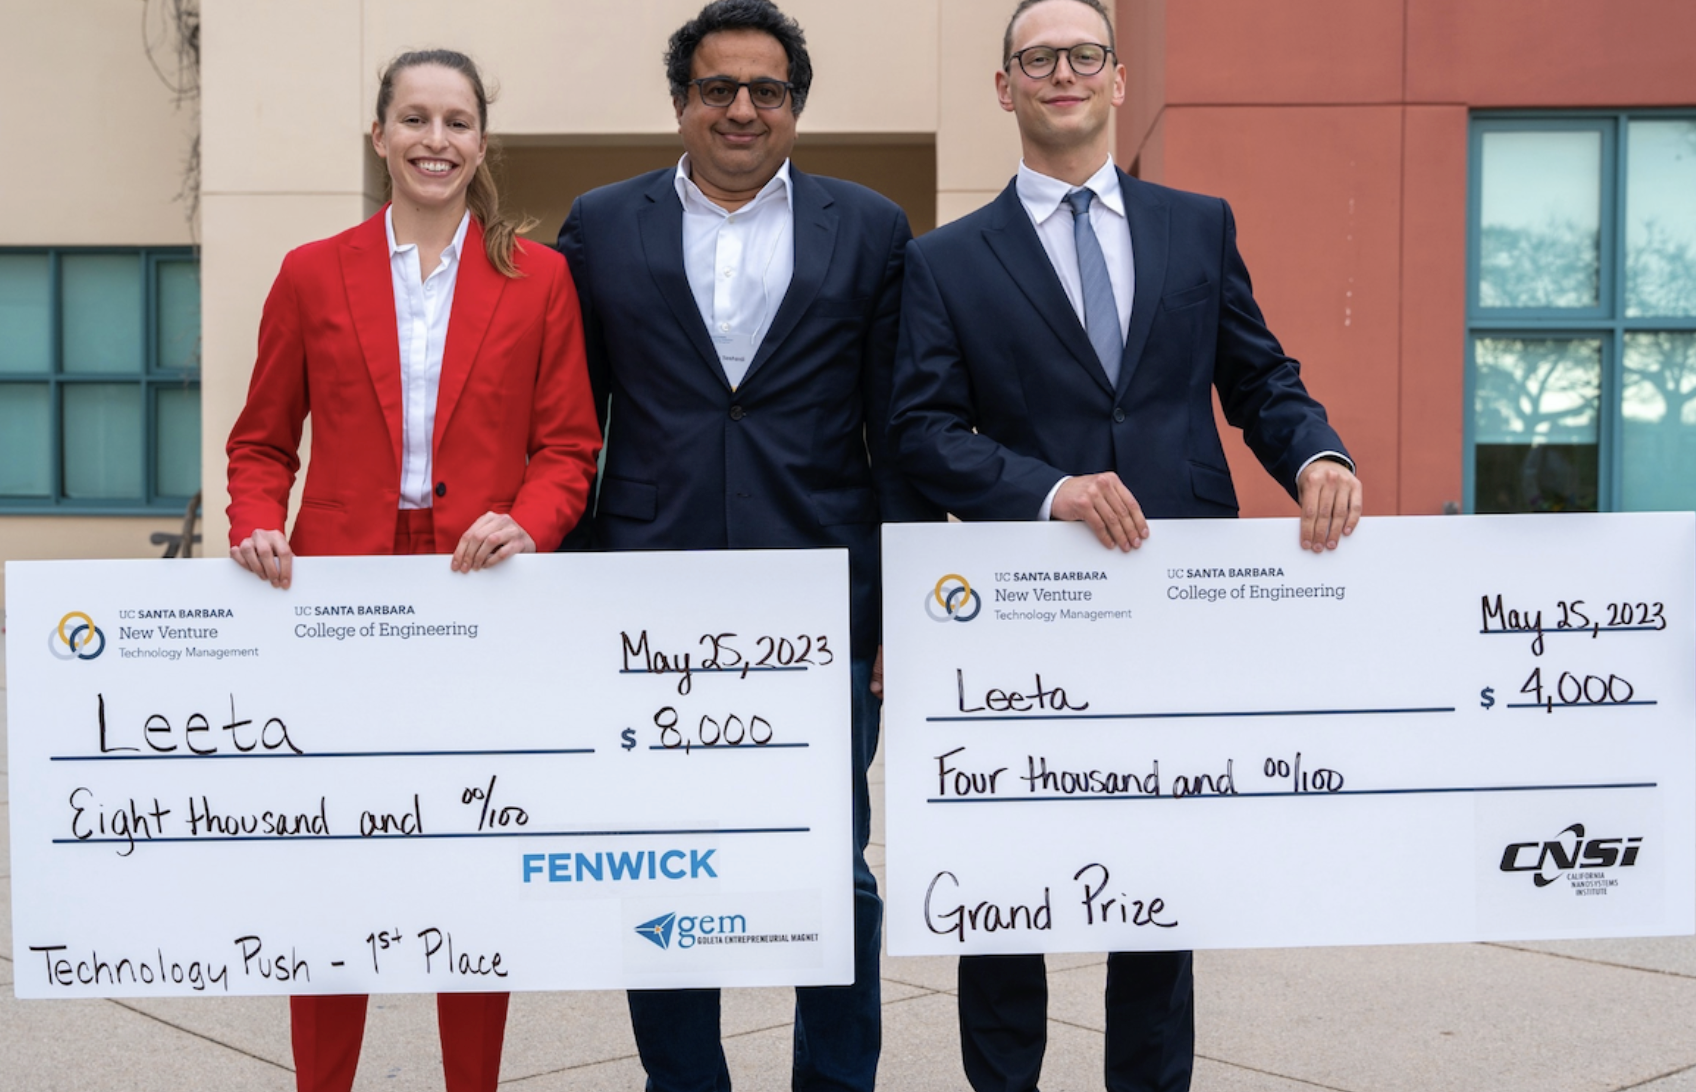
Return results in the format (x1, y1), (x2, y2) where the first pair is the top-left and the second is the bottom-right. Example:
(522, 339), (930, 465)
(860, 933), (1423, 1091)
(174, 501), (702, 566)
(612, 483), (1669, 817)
(666, 0), (813, 114)
(1002, 0), (1116, 68)
(374, 49), (536, 278)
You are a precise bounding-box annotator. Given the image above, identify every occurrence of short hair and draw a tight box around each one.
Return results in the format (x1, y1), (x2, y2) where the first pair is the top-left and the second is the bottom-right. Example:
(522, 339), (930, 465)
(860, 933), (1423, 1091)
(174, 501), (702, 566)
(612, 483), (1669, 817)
(666, 0), (814, 114)
(1002, 0), (1117, 68)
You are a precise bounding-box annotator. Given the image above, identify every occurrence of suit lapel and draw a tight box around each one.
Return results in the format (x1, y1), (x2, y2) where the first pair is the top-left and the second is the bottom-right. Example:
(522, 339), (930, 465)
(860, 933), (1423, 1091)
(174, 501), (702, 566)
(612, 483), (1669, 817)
(981, 183), (1114, 396)
(1117, 171), (1169, 396)
(434, 217), (505, 451)
(636, 171), (729, 390)
(341, 213), (405, 478)
(740, 167), (835, 390)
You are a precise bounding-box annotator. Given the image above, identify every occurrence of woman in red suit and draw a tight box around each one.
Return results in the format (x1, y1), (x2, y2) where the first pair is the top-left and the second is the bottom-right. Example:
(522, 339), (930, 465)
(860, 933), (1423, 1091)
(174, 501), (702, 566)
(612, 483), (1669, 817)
(225, 49), (600, 1092)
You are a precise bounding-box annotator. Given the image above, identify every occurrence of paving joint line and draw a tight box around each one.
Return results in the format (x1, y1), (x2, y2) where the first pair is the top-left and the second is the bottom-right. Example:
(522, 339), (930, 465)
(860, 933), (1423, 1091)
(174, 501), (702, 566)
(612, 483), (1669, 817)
(499, 1050), (643, 1086)
(105, 998), (294, 1073)
(1484, 941), (1696, 981)
(500, 1017), (803, 1086)
(1614, 1060), (1696, 1090)
(1195, 1053), (1359, 1092)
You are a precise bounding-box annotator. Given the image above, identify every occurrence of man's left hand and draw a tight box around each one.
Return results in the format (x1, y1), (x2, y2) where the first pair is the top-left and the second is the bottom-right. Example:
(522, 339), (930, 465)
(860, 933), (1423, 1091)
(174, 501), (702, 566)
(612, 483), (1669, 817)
(1297, 459), (1362, 553)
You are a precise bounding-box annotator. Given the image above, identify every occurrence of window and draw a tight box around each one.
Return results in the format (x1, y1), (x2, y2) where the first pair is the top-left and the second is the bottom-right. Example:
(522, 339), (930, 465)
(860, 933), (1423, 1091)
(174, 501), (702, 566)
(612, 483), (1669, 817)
(0, 249), (200, 512)
(1467, 114), (1696, 514)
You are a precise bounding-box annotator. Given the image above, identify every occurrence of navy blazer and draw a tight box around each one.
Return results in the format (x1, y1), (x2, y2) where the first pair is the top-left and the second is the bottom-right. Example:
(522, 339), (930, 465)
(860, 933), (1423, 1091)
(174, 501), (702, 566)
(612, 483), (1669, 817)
(559, 166), (942, 660)
(890, 171), (1349, 521)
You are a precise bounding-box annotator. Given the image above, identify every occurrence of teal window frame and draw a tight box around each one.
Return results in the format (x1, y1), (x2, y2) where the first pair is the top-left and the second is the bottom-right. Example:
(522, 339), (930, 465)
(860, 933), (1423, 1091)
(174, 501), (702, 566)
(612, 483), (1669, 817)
(0, 247), (201, 514)
(1464, 110), (1696, 513)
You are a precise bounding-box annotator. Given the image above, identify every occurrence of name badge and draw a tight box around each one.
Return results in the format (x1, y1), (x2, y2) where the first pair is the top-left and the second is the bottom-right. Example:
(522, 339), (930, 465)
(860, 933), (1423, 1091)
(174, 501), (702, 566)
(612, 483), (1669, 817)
(713, 331), (757, 389)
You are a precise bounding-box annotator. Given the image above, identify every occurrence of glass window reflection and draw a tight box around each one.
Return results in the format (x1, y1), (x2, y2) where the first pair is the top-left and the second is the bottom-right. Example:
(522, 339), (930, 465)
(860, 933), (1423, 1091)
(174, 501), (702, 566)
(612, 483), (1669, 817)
(1621, 333), (1696, 511)
(1479, 130), (1602, 309)
(1626, 120), (1696, 318)
(1473, 336), (1601, 513)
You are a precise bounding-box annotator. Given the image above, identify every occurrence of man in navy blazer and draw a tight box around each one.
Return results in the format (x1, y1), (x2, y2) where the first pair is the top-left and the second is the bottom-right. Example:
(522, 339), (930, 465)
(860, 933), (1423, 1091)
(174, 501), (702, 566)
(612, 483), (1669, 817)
(558, 2), (940, 1089)
(889, 1), (1363, 1089)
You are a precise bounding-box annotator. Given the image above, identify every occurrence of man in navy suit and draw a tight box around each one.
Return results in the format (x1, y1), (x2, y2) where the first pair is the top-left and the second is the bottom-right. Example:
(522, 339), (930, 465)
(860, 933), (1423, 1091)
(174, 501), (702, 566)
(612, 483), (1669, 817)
(889, 1), (1363, 1089)
(558, 2), (940, 1089)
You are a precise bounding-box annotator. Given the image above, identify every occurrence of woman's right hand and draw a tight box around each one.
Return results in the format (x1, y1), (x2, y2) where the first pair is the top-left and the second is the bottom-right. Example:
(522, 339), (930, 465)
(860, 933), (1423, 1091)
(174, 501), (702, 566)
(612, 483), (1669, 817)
(232, 529), (294, 589)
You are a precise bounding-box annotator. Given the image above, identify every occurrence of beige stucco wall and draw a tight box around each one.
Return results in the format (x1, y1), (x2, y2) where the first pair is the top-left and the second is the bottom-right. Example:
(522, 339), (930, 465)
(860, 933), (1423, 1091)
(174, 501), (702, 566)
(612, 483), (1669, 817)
(5, 0), (1033, 606)
(2, 2), (198, 246)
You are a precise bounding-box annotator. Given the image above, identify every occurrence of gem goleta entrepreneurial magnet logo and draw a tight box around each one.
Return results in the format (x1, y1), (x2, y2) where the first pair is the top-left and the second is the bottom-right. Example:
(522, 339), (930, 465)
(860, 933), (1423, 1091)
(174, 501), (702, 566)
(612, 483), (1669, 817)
(925, 573), (981, 623)
(50, 611), (106, 661)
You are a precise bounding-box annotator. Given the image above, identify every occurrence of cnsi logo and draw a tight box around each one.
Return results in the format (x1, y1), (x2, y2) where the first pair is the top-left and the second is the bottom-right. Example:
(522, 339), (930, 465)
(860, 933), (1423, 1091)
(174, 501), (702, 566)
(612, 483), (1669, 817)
(634, 911), (748, 950)
(50, 611), (106, 661)
(925, 573), (981, 623)
(1499, 822), (1642, 888)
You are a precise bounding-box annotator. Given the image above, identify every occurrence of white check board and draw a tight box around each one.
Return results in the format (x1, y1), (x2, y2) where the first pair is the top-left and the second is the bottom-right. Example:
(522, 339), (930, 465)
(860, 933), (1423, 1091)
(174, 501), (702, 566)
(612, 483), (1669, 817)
(6, 550), (852, 998)
(881, 514), (1696, 956)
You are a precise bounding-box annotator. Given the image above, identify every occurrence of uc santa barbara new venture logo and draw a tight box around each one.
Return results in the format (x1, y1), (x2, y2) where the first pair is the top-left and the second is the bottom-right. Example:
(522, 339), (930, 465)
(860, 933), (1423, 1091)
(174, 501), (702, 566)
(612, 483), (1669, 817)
(925, 573), (981, 623)
(50, 611), (106, 660)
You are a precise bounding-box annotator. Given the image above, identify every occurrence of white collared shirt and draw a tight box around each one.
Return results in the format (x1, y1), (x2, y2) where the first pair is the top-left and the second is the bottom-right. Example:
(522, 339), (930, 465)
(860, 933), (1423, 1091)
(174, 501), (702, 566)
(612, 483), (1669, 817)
(386, 207), (470, 509)
(675, 155), (796, 389)
(1017, 157), (1134, 344)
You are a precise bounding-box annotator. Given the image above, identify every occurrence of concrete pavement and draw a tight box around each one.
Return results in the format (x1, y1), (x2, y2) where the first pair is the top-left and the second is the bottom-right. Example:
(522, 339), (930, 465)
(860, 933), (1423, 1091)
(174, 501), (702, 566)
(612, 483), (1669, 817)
(4, 638), (1696, 1091)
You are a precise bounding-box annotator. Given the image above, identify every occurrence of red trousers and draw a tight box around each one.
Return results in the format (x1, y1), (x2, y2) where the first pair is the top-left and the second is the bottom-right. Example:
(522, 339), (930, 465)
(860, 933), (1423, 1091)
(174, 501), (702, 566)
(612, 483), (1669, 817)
(290, 509), (509, 1092)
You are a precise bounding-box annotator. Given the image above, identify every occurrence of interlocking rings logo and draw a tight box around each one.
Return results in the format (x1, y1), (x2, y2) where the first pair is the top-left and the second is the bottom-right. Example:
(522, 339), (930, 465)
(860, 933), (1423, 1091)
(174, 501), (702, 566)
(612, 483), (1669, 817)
(925, 573), (982, 623)
(50, 611), (106, 661)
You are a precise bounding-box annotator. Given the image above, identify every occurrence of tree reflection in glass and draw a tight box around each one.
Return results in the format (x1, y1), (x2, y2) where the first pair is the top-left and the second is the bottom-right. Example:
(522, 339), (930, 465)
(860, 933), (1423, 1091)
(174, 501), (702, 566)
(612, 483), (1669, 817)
(1478, 131), (1601, 309)
(1473, 337), (1601, 513)
(1623, 333), (1696, 511)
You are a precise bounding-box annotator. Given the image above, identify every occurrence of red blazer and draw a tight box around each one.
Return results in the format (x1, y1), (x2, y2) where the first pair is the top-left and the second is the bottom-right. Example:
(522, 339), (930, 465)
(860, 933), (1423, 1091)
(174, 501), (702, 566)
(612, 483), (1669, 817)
(226, 211), (601, 556)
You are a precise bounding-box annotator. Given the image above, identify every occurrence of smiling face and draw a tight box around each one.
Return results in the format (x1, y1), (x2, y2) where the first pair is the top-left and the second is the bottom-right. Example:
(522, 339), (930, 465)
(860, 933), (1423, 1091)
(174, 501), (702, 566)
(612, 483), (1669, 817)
(996, 0), (1126, 160)
(371, 63), (487, 217)
(675, 29), (798, 207)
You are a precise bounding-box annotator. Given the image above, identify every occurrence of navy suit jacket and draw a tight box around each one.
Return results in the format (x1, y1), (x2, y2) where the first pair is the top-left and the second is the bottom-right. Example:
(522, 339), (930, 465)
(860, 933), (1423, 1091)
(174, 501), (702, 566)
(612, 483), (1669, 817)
(890, 171), (1349, 520)
(559, 166), (942, 660)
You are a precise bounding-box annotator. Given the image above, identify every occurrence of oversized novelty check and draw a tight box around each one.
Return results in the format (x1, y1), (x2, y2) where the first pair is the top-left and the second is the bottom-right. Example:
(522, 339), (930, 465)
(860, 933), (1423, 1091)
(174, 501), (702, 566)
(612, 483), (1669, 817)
(6, 551), (851, 998)
(881, 514), (1696, 956)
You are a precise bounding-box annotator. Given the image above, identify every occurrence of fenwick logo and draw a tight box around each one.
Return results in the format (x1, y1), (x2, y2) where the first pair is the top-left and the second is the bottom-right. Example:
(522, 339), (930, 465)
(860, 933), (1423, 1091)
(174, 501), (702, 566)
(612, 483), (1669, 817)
(1499, 822), (1643, 888)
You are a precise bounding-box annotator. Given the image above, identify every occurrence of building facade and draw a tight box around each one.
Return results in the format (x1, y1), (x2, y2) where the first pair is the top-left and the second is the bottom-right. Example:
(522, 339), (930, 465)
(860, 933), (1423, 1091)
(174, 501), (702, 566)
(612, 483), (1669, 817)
(2, 0), (1692, 611)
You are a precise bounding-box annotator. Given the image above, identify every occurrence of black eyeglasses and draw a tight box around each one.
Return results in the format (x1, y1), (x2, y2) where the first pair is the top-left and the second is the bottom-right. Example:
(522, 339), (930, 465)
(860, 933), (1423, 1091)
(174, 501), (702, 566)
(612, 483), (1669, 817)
(1007, 43), (1114, 79)
(690, 77), (794, 110)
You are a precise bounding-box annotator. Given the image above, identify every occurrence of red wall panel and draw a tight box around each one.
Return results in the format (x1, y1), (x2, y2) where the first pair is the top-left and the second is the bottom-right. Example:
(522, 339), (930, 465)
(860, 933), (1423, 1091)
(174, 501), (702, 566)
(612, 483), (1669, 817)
(1165, 0), (1405, 105)
(1408, 0), (1696, 106)
(1161, 105), (1405, 517)
(1398, 105), (1469, 514)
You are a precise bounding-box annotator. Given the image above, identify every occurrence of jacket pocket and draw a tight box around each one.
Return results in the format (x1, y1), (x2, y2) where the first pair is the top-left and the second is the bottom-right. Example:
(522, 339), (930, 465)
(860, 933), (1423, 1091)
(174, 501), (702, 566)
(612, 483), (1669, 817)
(1161, 280), (1214, 312)
(300, 496), (345, 511)
(598, 476), (657, 522)
(810, 486), (877, 526)
(1188, 462), (1238, 510)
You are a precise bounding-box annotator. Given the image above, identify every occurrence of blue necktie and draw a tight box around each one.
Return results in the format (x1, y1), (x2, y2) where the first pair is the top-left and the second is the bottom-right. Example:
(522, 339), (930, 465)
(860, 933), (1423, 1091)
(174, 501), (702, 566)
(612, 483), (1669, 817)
(1064, 188), (1122, 386)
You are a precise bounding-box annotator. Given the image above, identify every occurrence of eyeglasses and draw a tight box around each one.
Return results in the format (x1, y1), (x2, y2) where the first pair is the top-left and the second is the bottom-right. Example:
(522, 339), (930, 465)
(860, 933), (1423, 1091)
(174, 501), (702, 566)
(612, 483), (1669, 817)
(690, 77), (794, 110)
(1007, 43), (1115, 79)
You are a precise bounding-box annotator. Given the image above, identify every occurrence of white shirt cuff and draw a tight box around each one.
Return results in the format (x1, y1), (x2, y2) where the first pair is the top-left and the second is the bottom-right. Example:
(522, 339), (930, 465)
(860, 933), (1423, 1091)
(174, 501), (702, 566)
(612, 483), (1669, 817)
(1039, 476), (1071, 521)
(1299, 451), (1354, 478)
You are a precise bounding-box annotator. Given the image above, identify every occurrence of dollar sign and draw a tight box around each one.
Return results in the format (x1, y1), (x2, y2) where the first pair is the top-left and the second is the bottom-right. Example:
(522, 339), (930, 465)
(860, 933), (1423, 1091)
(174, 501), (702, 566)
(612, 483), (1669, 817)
(1480, 687), (1496, 710)
(621, 728), (637, 751)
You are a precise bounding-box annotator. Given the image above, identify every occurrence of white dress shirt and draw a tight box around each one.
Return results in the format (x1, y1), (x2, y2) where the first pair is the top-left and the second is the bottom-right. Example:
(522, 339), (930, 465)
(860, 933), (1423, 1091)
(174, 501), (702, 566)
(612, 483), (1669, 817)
(1018, 157), (1135, 345)
(676, 155), (795, 389)
(386, 207), (470, 509)
(1018, 159), (1349, 518)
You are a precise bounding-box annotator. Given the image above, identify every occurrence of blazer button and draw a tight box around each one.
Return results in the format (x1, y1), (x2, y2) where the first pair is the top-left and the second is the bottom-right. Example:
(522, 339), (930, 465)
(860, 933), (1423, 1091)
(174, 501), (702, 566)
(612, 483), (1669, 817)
(434, 482), (447, 498)
(729, 405), (745, 421)
(1112, 408), (1126, 424)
